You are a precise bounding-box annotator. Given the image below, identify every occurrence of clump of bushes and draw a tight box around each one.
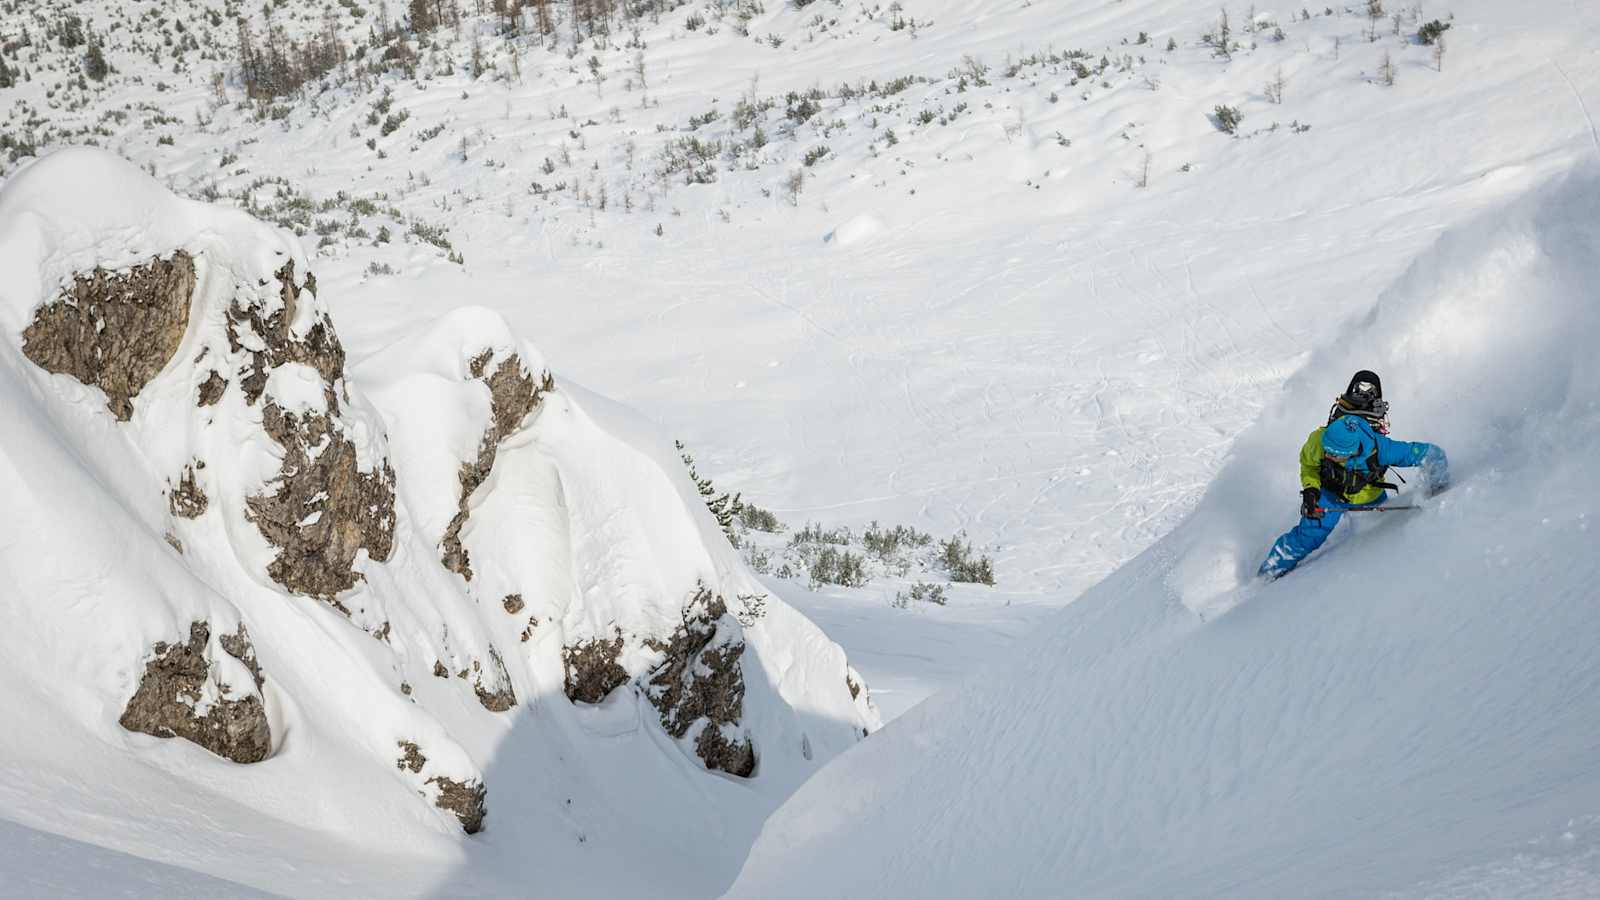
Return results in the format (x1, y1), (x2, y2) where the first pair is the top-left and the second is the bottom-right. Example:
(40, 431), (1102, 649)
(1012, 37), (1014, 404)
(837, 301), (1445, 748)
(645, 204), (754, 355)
(739, 504), (784, 533)
(862, 521), (932, 561)
(892, 581), (948, 608)
(790, 522), (852, 546)
(941, 533), (995, 585)
(1213, 104), (1243, 134)
(809, 545), (868, 588)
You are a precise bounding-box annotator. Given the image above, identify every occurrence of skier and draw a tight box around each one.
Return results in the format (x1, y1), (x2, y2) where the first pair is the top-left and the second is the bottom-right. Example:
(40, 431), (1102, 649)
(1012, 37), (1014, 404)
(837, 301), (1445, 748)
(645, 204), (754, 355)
(1257, 370), (1449, 580)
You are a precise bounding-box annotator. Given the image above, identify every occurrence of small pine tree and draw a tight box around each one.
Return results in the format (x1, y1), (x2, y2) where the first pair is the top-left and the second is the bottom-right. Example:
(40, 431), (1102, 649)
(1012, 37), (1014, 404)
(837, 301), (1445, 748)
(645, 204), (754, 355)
(83, 42), (108, 82)
(0, 54), (14, 90)
(1213, 9), (1232, 60)
(1417, 19), (1451, 45)
(1213, 104), (1243, 134)
(1265, 65), (1286, 103)
(676, 441), (744, 547)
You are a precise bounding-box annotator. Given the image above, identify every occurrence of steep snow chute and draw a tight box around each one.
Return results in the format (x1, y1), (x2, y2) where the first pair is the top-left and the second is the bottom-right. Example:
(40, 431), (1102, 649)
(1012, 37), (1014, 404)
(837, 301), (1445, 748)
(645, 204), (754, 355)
(728, 171), (1600, 899)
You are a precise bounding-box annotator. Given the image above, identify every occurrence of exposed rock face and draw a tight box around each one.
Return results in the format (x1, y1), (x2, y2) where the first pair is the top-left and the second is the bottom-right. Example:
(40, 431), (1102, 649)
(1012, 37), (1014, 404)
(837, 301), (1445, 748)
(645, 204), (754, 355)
(562, 633), (628, 705)
(394, 740), (488, 834)
(246, 402), (396, 606)
(502, 594), (525, 615)
(225, 262), (344, 410)
(21, 251), (197, 420)
(646, 587), (755, 777)
(396, 740), (426, 773)
(430, 775), (488, 835)
(197, 371), (227, 406)
(168, 463), (208, 519)
(119, 621), (271, 764)
(440, 352), (554, 580)
(472, 649), (517, 713)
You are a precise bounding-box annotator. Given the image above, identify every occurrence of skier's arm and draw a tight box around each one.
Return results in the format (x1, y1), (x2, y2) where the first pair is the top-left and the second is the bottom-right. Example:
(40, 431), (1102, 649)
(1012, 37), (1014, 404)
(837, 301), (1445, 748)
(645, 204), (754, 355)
(1298, 431), (1324, 491)
(1376, 435), (1450, 492)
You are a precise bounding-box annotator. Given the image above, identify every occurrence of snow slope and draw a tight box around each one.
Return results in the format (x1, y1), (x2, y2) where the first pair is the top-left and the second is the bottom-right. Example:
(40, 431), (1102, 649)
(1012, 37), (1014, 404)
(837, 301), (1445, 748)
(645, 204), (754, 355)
(728, 169), (1600, 898)
(2, 0), (1600, 895)
(0, 147), (874, 899)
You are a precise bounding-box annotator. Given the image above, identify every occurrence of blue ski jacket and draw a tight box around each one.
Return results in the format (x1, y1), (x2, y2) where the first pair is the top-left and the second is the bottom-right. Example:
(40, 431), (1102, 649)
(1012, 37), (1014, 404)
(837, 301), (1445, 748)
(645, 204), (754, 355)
(1315, 414), (1450, 498)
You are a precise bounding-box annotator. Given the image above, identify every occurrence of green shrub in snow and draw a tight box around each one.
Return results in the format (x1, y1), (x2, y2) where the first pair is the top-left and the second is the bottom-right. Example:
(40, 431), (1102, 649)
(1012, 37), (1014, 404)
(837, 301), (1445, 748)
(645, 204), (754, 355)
(1213, 104), (1243, 134)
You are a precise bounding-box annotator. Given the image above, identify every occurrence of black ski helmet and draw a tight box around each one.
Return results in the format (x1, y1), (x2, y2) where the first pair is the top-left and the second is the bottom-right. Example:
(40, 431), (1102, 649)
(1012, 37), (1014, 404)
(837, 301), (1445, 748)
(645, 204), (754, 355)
(1328, 369), (1390, 432)
(1342, 370), (1383, 411)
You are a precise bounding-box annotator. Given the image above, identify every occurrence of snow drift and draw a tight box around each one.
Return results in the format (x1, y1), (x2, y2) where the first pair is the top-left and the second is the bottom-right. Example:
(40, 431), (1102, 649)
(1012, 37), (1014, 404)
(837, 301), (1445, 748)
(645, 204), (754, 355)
(0, 147), (876, 896)
(728, 171), (1600, 898)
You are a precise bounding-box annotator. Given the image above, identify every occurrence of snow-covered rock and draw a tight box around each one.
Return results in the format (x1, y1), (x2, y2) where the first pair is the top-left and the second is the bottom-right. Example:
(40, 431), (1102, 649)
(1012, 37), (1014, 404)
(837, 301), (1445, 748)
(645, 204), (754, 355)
(0, 147), (876, 888)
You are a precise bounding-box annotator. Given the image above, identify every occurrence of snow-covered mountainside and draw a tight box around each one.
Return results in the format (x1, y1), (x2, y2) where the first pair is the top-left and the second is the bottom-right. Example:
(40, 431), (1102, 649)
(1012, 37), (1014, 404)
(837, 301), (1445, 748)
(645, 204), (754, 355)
(0, 147), (874, 898)
(3, 0), (1600, 895)
(728, 171), (1600, 898)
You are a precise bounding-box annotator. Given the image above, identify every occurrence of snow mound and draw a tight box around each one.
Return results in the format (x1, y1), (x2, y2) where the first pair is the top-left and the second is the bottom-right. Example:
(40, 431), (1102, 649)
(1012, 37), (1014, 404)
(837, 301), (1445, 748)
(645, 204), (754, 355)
(825, 214), (886, 248)
(727, 171), (1600, 899)
(0, 148), (876, 897)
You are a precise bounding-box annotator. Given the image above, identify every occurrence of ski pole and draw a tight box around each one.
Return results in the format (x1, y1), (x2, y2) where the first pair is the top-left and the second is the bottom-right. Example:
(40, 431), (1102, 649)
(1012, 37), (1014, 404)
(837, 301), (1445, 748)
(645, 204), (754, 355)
(1313, 505), (1420, 515)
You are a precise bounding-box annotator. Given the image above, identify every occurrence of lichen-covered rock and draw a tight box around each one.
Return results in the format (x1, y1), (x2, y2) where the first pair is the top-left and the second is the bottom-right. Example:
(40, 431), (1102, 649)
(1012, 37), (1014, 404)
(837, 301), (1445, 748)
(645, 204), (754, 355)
(246, 402), (396, 607)
(645, 586), (755, 777)
(440, 352), (554, 580)
(168, 463), (208, 519)
(562, 633), (629, 705)
(21, 251), (196, 420)
(429, 775), (487, 835)
(119, 621), (271, 764)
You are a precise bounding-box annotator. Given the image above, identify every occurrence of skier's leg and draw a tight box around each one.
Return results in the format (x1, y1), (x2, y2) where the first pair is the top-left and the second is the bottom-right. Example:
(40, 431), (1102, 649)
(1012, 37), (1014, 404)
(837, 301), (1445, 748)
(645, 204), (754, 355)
(1258, 498), (1345, 579)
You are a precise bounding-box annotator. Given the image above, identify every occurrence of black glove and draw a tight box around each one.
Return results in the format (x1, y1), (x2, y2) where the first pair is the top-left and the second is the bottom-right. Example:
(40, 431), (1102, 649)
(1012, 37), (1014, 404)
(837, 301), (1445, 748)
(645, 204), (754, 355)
(1300, 487), (1322, 519)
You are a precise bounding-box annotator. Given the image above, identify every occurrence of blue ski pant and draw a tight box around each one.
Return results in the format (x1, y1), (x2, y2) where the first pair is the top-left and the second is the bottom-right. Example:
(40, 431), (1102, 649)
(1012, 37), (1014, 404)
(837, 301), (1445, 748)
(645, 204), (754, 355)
(1257, 489), (1389, 579)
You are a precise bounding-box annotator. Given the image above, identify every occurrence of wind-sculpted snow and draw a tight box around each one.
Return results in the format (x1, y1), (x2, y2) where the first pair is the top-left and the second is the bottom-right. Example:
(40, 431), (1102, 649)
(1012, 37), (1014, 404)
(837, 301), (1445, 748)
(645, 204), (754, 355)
(0, 148), (876, 896)
(728, 171), (1600, 898)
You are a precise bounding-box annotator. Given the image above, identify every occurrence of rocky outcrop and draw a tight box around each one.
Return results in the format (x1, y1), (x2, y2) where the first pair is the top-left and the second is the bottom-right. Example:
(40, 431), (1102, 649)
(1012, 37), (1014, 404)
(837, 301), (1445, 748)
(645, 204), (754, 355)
(21, 251), (197, 420)
(246, 401), (396, 606)
(225, 261), (344, 411)
(562, 633), (628, 705)
(168, 463), (208, 519)
(472, 648), (517, 713)
(502, 594), (525, 615)
(197, 371), (227, 406)
(646, 586), (755, 777)
(394, 740), (488, 834)
(396, 739), (426, 773)
(430, 775), (488, 835)
(119, 621), (271, 764)
(440, 352), (554, 580)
